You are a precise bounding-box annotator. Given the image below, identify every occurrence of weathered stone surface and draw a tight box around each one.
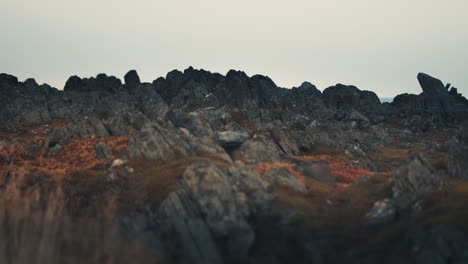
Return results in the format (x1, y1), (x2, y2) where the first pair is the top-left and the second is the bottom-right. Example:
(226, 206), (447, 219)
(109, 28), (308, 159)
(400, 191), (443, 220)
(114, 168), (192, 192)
(231, 140), (280, 163)
(365, 198), (396, 226)
(158, 189), (224, 264)
(66, 116), (110, 138)
(2, 67), (468, 264)
(45, 127), (70, 150)
(64, 74), (122, 93)
(126, 120), (231, 162)
(295, 81), (321, 97)
(158, 162), (271, 263)
(417, 73), (448, 96)
(322, 84), (381, 114)
(124, 70), (141, 88)
(335, 108), (370, 128)
(181, 162), (254, 258)
(216, 122), (249, 148)
(392, 155), (446, 208)
(269, 125), (299, 155)
(94, 142), (113, 160)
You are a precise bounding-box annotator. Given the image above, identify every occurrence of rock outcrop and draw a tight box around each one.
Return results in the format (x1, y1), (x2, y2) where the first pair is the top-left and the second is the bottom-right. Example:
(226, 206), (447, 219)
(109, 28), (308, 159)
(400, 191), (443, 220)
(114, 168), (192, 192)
(124, 70), (141, 88)
(158, 162), (272, 263)
(392, 155), (446, 208)
(1, 67), (467, 264)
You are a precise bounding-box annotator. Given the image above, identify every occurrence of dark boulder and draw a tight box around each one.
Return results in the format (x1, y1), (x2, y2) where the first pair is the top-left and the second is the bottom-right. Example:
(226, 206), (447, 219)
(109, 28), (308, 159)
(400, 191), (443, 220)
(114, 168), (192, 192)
(392, 154), (446, 208)
(365, 198), (397, 226)
(0, 73), (19, 86)
(64, 74), (122, 93)
(322, 84), (381, 114)
(391, 73), (465, 126)
(124, 70), (141, 88)
(335, 108), (370, 129)
(449, 87), (468, 106)
(216, 122), (249, 148)
(224, 70), (255, 108)
(322, 84), (361, 110)
(417, 72), (448, 96)
(295, 81), (321, 97)
(63, 76), (83, 92)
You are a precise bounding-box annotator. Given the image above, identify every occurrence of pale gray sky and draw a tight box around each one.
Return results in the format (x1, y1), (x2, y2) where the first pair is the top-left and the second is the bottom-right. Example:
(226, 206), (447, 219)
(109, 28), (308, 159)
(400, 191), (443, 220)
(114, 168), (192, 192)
(1, 0), (467, 97)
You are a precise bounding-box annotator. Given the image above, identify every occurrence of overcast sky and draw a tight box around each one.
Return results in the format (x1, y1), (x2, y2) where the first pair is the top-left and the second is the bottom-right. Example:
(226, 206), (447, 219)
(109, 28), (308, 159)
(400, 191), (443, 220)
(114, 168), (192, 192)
(1, 0), (467, 97)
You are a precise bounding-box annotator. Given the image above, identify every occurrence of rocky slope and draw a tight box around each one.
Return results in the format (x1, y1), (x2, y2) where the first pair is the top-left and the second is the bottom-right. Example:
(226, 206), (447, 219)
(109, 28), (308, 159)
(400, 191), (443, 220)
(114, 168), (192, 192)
(0, 68), (467, 264)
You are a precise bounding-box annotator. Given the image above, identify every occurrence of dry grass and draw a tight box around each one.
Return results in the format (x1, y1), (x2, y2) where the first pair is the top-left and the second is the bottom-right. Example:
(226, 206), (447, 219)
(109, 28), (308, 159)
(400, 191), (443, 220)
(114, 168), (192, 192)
(249, 172), (395, 264)
(126, 156), (231, 206)
(0, 208), (167, 264)
(367, 146), (411, 171)
(414, 179), (468, 233)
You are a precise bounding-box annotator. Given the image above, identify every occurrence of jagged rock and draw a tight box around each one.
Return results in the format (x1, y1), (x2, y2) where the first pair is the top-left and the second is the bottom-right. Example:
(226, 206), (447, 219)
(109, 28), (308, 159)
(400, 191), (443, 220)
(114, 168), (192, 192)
(154, 67), (224, 110)
(188, 107), (232, 134)
(285, 115), (311, 131)
(66, 116), (110, 138)
(124, 70), (141, 88)
(158, 189), (224, 264)
(182, 163), (254, 258)
(269, 125), (299, 155)
(45, 127), (70, 149)
(216, 122), (249, 148)
(224, 70), (255, 108)
(231, 140), (280, 163)
(335, 108), (370, 128)
(132, 83), (169, 119)
(391, 73), (467, 127)
(322, 84), (361, 110)
(295, 81), (321, 97)
(322, 84), (381, 114)
(365, 198), (396, 226)
(392, 154), (446, 208)
(94, 142), (113, 160)
(158, 162), (263, 263)
(417, 73), (449, 96)
(64, 74), (122, 93)
(0, 73), (19, 86)
(165, 110), (199, 133)
(0, 79), (53, 130)
(409, 224), (468, 264)
(448, 129), (468, 180)
(449, 87), (468, 106)
(126, 120), (231, 162)
(63, 76), (82, 92)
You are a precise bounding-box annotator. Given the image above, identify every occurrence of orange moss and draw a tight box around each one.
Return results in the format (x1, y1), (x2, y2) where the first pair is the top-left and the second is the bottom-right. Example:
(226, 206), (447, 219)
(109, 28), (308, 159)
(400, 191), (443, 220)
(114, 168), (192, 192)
(1, 124), (129, 175)
(0, 144), (29, 163)
(328, 162), (373, 184)
(256, 155), (374, 189)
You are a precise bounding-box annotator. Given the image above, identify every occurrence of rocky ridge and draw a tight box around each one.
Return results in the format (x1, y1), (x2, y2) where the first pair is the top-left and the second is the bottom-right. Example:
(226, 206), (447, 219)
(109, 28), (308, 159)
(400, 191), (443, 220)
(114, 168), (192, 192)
(0, 68), (468, 264)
